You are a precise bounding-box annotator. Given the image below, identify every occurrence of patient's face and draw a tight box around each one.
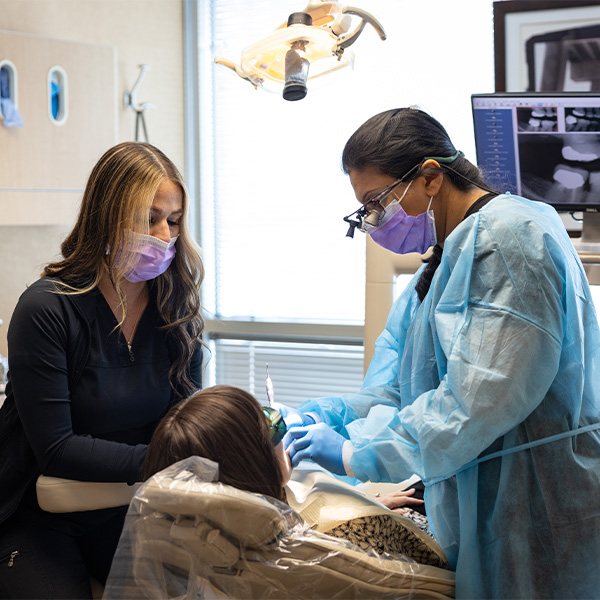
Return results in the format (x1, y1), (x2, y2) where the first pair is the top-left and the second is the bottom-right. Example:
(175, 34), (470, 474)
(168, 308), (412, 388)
(276, 442), (293, 484)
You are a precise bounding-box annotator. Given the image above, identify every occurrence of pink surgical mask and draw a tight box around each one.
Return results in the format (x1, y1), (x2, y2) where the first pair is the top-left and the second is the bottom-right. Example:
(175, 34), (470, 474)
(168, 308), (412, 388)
(123, 232), (178, 282)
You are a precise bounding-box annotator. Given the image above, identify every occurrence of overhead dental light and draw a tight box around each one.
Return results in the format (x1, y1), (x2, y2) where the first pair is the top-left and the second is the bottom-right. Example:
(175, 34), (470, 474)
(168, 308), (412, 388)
(214, 0), (386, 101)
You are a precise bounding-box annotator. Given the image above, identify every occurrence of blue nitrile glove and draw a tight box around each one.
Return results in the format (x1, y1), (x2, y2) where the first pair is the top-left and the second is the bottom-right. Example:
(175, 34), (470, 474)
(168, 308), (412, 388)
(273, 403), (315, 430)
(284, 422), (348, 475)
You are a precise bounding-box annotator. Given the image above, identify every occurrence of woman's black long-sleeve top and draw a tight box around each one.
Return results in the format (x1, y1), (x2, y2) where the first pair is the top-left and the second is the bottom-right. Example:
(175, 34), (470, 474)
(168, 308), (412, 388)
(0, 277), (202, 525)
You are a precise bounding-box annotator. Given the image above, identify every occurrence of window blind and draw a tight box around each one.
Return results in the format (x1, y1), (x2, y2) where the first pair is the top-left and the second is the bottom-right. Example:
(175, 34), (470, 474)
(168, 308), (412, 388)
(214, 339), (365, 408)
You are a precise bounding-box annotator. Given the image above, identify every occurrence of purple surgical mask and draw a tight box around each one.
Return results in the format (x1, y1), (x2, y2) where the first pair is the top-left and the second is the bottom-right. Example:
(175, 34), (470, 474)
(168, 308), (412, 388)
(123, 232), (179, 282)
(369, 185), (437, 255)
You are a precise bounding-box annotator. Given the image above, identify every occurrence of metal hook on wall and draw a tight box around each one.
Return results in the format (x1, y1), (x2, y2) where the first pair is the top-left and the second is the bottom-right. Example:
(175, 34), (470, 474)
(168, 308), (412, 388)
(123, 64), (156, 142)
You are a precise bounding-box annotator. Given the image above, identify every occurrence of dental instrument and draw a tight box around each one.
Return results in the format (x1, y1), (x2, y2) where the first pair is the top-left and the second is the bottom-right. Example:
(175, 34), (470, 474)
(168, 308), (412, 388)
(266, 364), (275, 408)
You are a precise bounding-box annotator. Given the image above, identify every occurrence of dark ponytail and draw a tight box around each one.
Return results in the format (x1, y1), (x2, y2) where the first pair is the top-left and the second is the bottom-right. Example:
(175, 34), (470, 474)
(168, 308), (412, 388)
(415, 245), (443, 302)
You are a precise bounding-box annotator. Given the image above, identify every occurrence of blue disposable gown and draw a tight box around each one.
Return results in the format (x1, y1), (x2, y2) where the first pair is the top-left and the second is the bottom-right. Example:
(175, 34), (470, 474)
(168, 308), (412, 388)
(300, 194), (600, 599)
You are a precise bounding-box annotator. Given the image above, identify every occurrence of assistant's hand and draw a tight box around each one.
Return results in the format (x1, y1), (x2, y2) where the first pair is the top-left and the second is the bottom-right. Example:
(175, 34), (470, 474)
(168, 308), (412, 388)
(375, 488), (425, 514)
(273, 403), (315, 429)
(283, 422), (348, 475)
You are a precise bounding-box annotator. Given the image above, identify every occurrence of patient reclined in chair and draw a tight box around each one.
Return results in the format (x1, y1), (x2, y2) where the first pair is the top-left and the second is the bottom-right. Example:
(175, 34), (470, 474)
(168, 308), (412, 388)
(103, 456), (455, 599)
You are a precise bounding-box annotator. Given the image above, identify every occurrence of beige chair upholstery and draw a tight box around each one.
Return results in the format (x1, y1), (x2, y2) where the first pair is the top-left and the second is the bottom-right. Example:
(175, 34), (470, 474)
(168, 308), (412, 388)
(36, 476), (142, 512)
(103, 457), (455, 599)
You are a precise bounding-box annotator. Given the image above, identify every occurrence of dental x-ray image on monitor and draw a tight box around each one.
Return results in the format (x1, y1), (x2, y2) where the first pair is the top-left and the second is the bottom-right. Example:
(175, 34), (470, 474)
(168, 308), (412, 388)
(471, 92), (600, 213)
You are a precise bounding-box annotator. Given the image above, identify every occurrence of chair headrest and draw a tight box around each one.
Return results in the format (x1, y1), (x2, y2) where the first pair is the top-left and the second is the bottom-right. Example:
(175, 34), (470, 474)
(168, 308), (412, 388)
(140, 476), (288, 547)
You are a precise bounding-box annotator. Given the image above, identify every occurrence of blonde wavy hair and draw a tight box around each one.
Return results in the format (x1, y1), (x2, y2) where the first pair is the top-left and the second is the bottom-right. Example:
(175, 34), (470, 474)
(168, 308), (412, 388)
(44, 141), (204, 397)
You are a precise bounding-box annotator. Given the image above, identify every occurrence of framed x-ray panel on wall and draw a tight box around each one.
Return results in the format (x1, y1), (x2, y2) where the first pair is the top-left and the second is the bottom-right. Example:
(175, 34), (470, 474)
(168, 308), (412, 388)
(494, 1), (600, 92)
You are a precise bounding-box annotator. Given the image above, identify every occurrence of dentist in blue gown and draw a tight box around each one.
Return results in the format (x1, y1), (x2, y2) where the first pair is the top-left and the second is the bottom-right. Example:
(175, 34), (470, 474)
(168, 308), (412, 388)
(280, 107), (600, 599)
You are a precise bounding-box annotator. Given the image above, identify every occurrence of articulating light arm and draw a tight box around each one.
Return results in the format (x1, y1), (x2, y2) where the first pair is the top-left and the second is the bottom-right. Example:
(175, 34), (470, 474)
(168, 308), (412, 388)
(336, 6), (386, 50)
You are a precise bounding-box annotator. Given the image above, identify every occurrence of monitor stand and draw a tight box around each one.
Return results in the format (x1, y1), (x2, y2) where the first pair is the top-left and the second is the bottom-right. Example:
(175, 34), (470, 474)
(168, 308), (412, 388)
(580, 212), (600, 245)
(574, 212), (600, 285)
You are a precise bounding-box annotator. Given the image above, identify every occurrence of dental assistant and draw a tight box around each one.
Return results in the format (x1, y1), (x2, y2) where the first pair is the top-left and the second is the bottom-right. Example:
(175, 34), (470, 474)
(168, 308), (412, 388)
(280, 107), (600, 598)
(0, 142), (204, 599)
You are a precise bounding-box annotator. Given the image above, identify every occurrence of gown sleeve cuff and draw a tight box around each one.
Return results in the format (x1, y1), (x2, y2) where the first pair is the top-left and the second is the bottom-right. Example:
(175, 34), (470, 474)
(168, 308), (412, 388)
(342, 440), (355, 477)
(306, 411), (321, 424)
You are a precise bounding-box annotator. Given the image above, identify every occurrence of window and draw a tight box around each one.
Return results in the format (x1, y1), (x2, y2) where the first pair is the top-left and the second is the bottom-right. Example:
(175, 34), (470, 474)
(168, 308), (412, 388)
(186, 0), (495, 401)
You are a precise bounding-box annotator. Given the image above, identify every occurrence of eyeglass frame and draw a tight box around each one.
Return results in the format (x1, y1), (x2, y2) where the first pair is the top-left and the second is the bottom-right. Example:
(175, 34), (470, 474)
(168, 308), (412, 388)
(341, 153), (463, 237)
(343, 178), (404, 231)
(342, 162), (421, 236)
(262, 406), (287, 446)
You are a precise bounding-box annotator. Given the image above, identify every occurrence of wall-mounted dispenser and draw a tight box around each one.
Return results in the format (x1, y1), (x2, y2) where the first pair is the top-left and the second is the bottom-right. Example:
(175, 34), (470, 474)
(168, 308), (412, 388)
(0, 59), (23, 127)
(48, 65), (68, 126)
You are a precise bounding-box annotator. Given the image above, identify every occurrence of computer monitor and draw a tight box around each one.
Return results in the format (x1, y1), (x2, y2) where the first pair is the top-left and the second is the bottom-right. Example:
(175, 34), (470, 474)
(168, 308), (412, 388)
(471, 92), (600, 212)
(472, 92), (600, 245)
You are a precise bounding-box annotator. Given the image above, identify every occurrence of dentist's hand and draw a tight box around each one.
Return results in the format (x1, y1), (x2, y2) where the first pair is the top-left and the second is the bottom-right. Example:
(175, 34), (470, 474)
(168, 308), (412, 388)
(284, 423), (348, 475)
(273, 403), (315, 429)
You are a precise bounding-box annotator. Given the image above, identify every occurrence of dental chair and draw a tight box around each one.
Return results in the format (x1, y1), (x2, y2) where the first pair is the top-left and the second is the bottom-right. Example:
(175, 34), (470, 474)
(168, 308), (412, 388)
(37, 458), (455, 599)
(99, 457), (455, 599)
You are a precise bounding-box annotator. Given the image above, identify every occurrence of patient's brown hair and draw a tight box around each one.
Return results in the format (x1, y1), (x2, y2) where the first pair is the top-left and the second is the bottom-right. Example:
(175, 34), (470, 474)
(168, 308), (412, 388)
(143, 385), (286, 501)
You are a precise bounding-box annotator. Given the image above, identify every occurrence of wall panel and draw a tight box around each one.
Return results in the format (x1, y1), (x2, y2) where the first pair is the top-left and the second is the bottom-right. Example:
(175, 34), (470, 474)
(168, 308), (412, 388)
(0, 29), (117, 190)
(0, 0), (186, 356)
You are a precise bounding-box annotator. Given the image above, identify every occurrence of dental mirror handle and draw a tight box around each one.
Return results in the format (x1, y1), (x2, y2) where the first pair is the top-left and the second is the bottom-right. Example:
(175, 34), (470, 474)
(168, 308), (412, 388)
(266, 364), (275, 407)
